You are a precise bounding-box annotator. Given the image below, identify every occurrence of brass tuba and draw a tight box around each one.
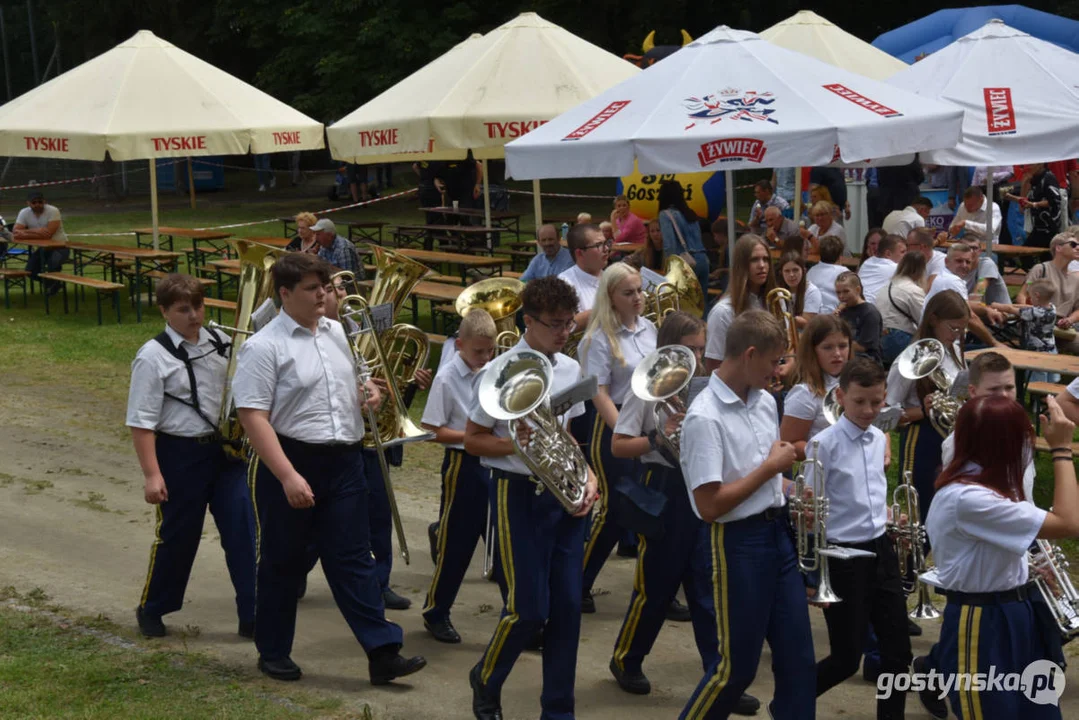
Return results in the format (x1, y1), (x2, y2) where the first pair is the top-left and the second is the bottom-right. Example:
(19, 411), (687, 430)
(895, 338), (964, 436)
(478, 348), (590, 514)
(455, 277), (524, 355)
(766, 287), (798, 354)
(1029, 537), (1079, 638)
(630, 345), (697, 460)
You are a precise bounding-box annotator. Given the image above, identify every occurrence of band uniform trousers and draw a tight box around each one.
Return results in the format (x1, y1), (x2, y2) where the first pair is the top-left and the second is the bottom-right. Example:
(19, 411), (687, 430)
(251, 436), (402, 661)
(423, 448), (493, 623)
(936, 591), (1062, 719)
(897, 417), (945, 530)
(680, 508), (817, 720)
(364, 446), (402, 591)
(476, 471), (587, 720)
(612, 465), (717, 675)
(582, 403), (637, 596)
(140, 433), (256, 623)
(816, 534), (912, 719)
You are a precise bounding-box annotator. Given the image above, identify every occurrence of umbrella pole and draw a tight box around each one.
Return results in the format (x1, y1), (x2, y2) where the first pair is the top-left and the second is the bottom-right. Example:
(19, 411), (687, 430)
(187, 156), (196, 210)
(725, 170), (735, 248)
(532, 179), (543, 231)
(482, 159), (492, 251)
(149, 158), (160, 251)
(794, 168), (803, 225)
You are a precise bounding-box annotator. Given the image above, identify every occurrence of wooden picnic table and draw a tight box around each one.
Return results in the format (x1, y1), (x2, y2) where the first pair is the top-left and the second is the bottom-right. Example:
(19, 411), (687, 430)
(131, 226), (232, 269)
(67, 242), (183, 322)
(357, 278), (462, 328)
(278, 217), (387, 245)
(242, 236), (292, 249)
(967, 346), (1079, 401)
(391, 247), (508, 283)
(768, 248), (859, 268)
(420, 207), (521, 240)
(392, 223), (503, 253)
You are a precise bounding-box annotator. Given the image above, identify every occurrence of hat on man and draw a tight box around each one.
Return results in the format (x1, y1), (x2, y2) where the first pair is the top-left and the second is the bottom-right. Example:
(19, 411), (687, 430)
(311, 218), (336, 235)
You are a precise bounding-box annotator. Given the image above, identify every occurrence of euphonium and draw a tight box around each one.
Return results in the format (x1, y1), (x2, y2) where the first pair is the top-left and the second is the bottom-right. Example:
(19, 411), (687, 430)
(765, 287), (799, 354)
(455, 277), (524, 355)
(1029, 538), (1079, 638)
(477, 348), (590, 514)
(630, 345), (697, 460)
(886, 470), (940, 619)
(895, 338), (964, 436)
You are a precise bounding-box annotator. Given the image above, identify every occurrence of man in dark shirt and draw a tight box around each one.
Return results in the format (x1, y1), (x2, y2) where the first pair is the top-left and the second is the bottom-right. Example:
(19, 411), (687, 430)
(836, 271), (883, 364)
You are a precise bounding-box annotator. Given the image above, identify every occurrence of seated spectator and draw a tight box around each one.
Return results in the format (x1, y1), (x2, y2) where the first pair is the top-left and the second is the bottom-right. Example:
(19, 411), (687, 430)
(15, 190), (68, 295)
(992, 279), (1058, 382)
(610, 194), (646, 246)
(624, 219), (665, 273)
(312, 218), (362, 276)
(762, 205), (801, 249)
(806, 236), (847, 314)
(958, 237), (1009, 306)
(948, 186), (1001, 247)
(858, 234), (906, 305)
(876, 252), (927, 366)
(776, 251), (821, 329)
(520, 223), (573, 282)
(802, 200), (845, 254)
(906, 227), (946, 282)
(748, 179), (790, 235)
(599, 221), (615, 242)
(857, 227), (885, 269)
(286, 212), (320, 253)
(925, 243), (1004, 347)
(835, 271), (882, 364)
(577, 212), (593, 225)
(1017, 232), (1079, 354)
(882, 196), (932, 238)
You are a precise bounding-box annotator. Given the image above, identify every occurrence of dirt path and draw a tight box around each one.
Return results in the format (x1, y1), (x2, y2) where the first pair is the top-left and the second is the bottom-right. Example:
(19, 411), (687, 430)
(1, 376), (1076, 719)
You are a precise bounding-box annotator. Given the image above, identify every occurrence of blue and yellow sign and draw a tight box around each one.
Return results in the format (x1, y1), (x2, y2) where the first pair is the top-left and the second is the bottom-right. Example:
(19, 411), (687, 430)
(615, 162), (727, 222)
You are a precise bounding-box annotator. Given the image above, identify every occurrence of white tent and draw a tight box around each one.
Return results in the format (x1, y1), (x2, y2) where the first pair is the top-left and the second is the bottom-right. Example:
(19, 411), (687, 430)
(760, 11), (908, 80)
(887, 19), (1079, 243)
(504, 26), (963, 241)
(327, 12), (639, 227)
(0, 30), (325, 248)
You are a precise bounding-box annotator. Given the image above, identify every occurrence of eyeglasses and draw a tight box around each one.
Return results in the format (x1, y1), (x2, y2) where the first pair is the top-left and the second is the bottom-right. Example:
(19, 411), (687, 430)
(529, 315), (578, 333)
(582, 239), (613, 252)
(944, 322), (967, 336)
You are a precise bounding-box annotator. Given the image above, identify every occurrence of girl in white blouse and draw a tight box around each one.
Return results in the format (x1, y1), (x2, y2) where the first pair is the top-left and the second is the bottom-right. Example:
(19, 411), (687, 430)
(704, 234), (776, 372)
(579, 262), (658, 611)
(776, 250), (823, 330)
(780, 314), (851, 460)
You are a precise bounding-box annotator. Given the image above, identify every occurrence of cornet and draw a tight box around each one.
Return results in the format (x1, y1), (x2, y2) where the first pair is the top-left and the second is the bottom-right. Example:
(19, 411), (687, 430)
(886, 470), (940, 620)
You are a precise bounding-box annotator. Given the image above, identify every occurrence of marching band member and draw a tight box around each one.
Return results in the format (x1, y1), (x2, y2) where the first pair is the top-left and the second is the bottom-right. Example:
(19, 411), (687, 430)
(925, 394), (1078, 719)
(680, 310), (815, 720)
(232, 253), (425, 685)
(465, 276), (599, 720)
(420, 309), (498, 644)
(779, 314), (851, 461)
(127, 274), (256, 639)
(806, 358), (912, 720)
(579, 262), (657, 613)
(704, 234), (776, 373)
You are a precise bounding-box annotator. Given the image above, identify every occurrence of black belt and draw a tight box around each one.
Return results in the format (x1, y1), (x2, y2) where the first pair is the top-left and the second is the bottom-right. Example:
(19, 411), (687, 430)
(731, 504), (788, 525)
(278, 435), (363, 454)
(945, 582), (1036, 606)
(156, 431), (217, 445)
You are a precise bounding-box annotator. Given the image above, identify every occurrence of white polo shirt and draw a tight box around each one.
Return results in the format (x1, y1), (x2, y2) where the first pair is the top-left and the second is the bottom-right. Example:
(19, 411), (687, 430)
(126, 324), (231, 436)
(581, 318), (657, 405)
(805, 415), (888, 544)
(468, 336), (585, 476)
(858, 256), (897, 305)
(613, 392), (673, 468)
(882, 206), (925, 238)
(922, 268), (969, 318)
(806, 263), (845, 313)
(680, 372), (784, 522)
(704, 294), (763, 362)
(941, 432), (1035, 502)
(421, 351), (483, 450)
(557, 264), (601, 312)
(232, 310), (364, 444)
(926, 463), (1047, 593)
(783, 375), (839, 443)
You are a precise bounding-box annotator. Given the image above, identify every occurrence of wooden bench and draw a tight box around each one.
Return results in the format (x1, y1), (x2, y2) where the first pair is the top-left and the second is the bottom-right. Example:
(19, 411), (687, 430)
(0, 268), (30, 309)
(1028, 381), (1066, 397)
(38, 272), (124, 324)
(203, 297), (237, 322)
(426, 273), (465, 285)
(426, 332), (449, 345)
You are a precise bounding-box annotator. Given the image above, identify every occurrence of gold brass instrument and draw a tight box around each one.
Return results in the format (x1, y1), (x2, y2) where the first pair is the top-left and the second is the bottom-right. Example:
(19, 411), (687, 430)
(477, 348), (590, 514)
(362, 243), (436, 315)
(642, 281), (681, 327)
(895, 338), (964, 437)
(630, 345), (697, 460)
(765, 287), (799, 354)
(1030, 537), (1079, 638)
(886, 470), (940, 620)
(456, 277), (525, 355)
(663, 254), (705, 317)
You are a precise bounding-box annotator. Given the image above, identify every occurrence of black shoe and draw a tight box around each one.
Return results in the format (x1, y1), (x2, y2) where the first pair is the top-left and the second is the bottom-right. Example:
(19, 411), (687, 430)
(382, 588), (412, 610)
(428, 521), (439, 565)
(135, 606), (166, 638)
(258, 656), (302, 681)
(616, 542), (638, 558)
(297, 576), (307, 600)
(581, 592), (595, 614)
(735, 692), (762, 716)
(238, 620), (255, 639)
(913, 656), (948, 719)
(609, 657), (651, 695)
(369, 651), (427, 685)
(666, 598), (691, 622)
(424, 616), (461, 644)
(525, 629), (543, 652)
(470, 664), (502, 720)
(907, 617), (923, 636)
(862, 655), (881, 684)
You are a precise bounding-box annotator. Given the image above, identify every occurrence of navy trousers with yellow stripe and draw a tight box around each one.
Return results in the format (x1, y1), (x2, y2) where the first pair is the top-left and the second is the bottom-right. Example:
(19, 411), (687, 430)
(612, 465), (717, 675)
(680, 510), (816, 720)
(897, 417), (945, 529)
(475, 471), (586, 720)
(139, 434), (255, 624)
(582, 405), (636, 596)
(936, 596), (1062, 719)
(422, 448), (492, 623)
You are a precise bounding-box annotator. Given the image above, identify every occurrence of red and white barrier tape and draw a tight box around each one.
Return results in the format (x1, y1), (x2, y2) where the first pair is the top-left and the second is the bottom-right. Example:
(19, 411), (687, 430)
(193, 187), (418, 231)
(0, 165), (148, 192)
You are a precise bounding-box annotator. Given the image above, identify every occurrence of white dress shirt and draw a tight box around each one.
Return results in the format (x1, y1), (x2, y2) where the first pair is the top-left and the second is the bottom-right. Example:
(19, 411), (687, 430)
(783, 375), (839, 443)
(882, 206), (925, 238)
(858, 256), (897, 305)
(614, 392), (673, 468)
(581, 318), (657, 405)
(680, 373), (784, 522)
(468, 336), (585, 476)
(557, 264), (601, 312)
(126, 324), (231, 436)
(922, 268), (969, 318)
(806, 263), (845, 313)
(941, 432), (1035, 502)
(421, 351), (483, 450)
(232, 310), (364, 444)
(953, 197), (1002, 246)
(926, 465), (1047, 593)
(802, 282), (823, 314)
(805, 415), (888, 544)
(704, 294), (763, 361)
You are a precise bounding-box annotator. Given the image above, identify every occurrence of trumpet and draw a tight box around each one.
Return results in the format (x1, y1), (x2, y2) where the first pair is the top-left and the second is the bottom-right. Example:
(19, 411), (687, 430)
(895, 338), (965, 437)
(886, 470), (940, 619)
(1029, 538), (1079, 638)
(766, 287), (798, 354)
(629, 345), (697, 461)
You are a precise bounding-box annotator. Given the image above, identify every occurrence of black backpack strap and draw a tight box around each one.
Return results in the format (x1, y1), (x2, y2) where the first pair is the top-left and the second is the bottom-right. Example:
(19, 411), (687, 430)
(887, 283), (917, 326)
(152, 331), (219, 434)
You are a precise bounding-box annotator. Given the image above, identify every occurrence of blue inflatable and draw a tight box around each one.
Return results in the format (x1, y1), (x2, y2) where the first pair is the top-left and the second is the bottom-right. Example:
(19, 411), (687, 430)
(873, 5), (1079, 63)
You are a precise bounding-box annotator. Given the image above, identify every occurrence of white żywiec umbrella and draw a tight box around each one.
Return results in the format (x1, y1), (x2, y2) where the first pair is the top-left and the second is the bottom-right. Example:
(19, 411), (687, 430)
(505, 26), (962, 240)
(327, 12), (639, 227)
(760, 11), (908, 80)
(886, 19), (1079, 243)
(0, 30), (325, 248)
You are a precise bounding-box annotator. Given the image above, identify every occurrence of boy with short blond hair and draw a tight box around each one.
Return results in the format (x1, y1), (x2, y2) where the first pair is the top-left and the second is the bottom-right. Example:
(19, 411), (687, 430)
(420, 308), (498, 644)
(992, 278), (1058, 381)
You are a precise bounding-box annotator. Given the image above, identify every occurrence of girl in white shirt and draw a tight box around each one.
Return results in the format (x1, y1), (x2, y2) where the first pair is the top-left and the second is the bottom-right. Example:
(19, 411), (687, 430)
(925, 394), (1078, 720)
(776, 251), (822, 330)
(704, 234), (776, 372)
(780, 314), (851, 460)
(579, 262), (658, 611)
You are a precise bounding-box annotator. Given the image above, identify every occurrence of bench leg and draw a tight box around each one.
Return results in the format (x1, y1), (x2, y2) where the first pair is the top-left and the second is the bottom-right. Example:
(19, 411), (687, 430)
(95, 291), (103, 325)
(73, 283), (80, 314)
(115, 290), (122, 324)
(2, 277), (8, 310)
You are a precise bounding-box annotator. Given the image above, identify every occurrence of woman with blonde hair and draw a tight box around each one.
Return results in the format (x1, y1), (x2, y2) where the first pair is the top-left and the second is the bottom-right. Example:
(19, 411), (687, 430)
(704, 234), (776, 372)
(611, 194), (646, 246)
(286, 211), (320, 254)
(579, 261), (658, 613)
(801, 200), (846, 254)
